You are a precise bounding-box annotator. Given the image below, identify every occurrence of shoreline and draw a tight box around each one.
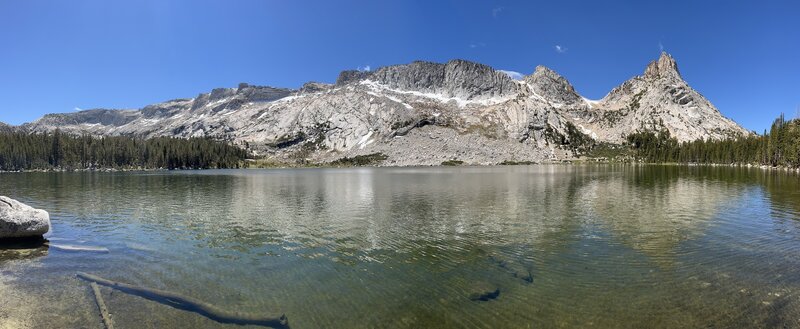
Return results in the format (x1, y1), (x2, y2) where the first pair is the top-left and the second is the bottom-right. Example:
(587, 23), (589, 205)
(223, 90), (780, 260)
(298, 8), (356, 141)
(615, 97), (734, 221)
(2, 160), (799, 174)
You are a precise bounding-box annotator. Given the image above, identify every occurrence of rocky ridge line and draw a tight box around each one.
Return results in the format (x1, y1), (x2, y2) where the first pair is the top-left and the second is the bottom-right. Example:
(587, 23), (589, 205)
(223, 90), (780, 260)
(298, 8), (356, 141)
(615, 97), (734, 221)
(12, 52), (750, 165)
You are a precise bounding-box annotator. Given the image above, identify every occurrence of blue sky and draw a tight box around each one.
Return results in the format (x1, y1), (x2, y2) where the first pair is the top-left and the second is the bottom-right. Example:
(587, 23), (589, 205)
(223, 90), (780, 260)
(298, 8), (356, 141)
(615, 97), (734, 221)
(0, 0), (797, 132)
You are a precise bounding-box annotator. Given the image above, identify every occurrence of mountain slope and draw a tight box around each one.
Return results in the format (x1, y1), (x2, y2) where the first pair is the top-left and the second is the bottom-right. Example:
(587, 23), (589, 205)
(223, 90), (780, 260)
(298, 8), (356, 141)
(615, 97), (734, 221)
(0, 122), (13, 133)
(578, 53), (750, 142)
(18, 52), (749, 165)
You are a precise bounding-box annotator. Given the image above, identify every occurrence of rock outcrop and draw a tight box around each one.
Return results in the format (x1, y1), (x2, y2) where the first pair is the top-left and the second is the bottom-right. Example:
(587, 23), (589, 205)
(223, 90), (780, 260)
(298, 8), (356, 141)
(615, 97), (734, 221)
(524, 66), (583, 105)
(0, 122), (13, 133)
(17, 52), (750, 165)
(0, 196), (51, 239)
(581, 52), (750, 142)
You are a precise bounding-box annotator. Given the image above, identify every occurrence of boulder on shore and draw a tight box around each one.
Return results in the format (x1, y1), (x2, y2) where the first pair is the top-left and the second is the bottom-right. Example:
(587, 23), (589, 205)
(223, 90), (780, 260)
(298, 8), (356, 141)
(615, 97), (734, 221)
(0, 196), (51, 240)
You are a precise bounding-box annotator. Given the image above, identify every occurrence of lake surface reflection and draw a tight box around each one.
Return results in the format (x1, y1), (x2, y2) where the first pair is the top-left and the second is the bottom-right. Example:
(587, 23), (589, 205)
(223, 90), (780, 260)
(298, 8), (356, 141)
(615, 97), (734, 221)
(1, 165), (800, 328)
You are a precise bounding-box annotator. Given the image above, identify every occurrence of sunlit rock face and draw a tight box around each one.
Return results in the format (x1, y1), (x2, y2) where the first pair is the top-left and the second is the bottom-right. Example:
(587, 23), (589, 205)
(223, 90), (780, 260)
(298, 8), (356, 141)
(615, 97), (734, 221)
(584, 52), (750, 143)
(20, 53), (748, 165)
(0, 196), (51, 239)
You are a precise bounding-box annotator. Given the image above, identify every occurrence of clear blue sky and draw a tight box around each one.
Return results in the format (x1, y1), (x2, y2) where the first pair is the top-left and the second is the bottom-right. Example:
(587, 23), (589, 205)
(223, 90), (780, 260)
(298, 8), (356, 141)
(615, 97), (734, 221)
(0, 0), (797, 132)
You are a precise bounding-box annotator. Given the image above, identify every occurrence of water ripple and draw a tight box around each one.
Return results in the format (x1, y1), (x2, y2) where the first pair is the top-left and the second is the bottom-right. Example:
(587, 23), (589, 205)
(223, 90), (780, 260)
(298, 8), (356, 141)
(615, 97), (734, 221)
(2, 166), (800, 327)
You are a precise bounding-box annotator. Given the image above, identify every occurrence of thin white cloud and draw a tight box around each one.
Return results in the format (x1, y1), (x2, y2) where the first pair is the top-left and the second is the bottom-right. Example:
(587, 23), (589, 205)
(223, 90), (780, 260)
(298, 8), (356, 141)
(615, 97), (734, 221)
(492, 6), (504, 18)
(74, 107), (83, 112)
(358, 65), (371, 72)
(469, 42), (486, 49)
(554, 45), (567, 53)
(499, 70), (524, 80)
(658, 42), (664, 51)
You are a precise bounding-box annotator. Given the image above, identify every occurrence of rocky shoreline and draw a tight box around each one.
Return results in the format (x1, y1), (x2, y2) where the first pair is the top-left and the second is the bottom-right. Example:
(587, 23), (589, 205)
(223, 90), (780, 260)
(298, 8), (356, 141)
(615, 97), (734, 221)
(3, 159), (800, 173)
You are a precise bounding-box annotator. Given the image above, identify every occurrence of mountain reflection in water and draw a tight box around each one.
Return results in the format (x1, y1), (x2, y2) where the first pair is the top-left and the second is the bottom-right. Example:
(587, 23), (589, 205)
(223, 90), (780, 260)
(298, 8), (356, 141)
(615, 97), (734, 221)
(1, 165), (799, 328)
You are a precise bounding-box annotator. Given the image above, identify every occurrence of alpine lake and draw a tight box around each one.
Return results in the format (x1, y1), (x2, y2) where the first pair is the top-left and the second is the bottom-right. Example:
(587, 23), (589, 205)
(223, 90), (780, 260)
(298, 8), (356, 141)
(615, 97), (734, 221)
(2, 165), (800, 328)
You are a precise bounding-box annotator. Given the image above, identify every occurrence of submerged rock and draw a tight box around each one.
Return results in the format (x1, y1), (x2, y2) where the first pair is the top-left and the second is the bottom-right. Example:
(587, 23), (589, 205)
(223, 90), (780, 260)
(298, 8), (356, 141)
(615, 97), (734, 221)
(468, 281), (500, 301)
(0, 196), (51, 240)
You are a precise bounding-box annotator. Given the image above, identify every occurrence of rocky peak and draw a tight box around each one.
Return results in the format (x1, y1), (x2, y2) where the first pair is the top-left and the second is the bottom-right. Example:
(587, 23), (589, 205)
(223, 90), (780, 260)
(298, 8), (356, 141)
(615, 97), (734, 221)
(38, 109), (139, 126)
(299, 81), (333, 94)
(369, 61), (443, 92)
(524, 65), (582, 104)
(236, 84), (294, 102)
(605, 52), (683, 103)
(209, 88), (237, 101)
(335, 70), (371, 86)
(190, 84), (294, 112)
(441, 59), (518, 99)
(362, 59), (518, 100)
(0, 122), (13, 133)
(644, 52), (681, 80)
(595, 51), (751, 142)
(18, 54), (751, 162)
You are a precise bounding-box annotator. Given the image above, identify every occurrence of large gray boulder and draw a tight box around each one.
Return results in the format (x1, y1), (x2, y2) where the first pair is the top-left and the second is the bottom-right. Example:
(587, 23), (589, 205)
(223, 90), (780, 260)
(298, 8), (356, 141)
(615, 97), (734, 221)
(0, 196), (51, 239)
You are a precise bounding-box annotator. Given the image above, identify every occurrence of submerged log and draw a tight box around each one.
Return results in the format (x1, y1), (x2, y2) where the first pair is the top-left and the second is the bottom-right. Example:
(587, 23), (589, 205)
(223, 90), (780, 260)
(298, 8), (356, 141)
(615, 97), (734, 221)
(77, 272), (288, 328)
(90, 282), (115, 329)
(487, 254), (534, 284)
(49, 244), (109, 253)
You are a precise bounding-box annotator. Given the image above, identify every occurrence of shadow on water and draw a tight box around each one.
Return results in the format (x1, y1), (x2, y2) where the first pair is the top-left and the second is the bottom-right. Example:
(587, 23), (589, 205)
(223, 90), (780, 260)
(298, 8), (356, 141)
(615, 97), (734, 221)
(0, 238), (49, 263)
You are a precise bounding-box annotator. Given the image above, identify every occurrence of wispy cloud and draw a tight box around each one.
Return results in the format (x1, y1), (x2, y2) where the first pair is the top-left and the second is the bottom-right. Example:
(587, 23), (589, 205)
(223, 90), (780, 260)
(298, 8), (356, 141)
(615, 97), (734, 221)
(358, 65), (371, 72)
(492, 6), (504, 18)
(74, 107), (83, 112)
(469, 42), (486, 49)
(554, 45), (567, 54)
(658, 42), (664, 52)
(499, 70), (524, 80)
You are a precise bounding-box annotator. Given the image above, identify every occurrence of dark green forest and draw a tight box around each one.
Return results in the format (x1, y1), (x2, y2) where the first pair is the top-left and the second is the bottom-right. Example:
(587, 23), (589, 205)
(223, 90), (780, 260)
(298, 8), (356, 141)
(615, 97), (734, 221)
(627, 114), (800, 167)
(0, 130), (247, 171)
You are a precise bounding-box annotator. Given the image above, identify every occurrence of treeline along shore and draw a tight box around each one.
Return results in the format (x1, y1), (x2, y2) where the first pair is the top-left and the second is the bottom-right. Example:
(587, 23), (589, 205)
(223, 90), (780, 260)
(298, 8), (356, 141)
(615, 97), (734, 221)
(0, 130), (246, 171)
(626, 114), (800, 168)
(1, 114), (799, 171)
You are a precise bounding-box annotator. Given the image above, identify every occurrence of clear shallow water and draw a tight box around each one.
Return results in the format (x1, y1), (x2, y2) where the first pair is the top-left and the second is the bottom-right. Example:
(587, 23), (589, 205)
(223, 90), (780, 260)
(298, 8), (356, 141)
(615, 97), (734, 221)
(2, 165), (800, 328)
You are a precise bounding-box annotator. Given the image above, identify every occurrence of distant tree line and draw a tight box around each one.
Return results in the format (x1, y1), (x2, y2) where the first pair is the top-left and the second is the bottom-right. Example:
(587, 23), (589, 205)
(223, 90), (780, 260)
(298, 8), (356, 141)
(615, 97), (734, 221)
(627, 114), (800, 167)
(0, 130), (247, 171)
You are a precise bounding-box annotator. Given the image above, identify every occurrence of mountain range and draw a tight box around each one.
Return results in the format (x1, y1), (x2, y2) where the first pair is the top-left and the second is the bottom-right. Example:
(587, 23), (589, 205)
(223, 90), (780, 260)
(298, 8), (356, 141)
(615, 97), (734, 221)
(4, 52), (750, 166)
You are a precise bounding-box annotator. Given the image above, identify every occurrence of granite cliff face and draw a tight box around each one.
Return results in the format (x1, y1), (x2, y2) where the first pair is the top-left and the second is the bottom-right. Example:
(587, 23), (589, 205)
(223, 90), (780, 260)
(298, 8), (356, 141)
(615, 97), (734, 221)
(16, 52), (750, 165)
(578, 53), (749, 142)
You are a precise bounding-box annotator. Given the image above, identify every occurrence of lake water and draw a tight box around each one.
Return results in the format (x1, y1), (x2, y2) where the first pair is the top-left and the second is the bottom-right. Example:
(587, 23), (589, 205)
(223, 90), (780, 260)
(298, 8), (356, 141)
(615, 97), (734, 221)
(2, 165), (800, 328)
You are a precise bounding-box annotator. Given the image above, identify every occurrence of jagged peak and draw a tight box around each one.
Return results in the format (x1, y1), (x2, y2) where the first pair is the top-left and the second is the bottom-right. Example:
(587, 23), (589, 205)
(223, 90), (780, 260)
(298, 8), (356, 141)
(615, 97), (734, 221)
(335, 69), (371, 86)
(524, 65), (581, 104)
(335, 59), (517, 99)
(444, 58), (496, 71)
(299, 81), (333, 94)
(335, 59), (511, 87)
(533, 65), (557, 75)
(528, 65), (569, 83)
(644, 52), (681, 79)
